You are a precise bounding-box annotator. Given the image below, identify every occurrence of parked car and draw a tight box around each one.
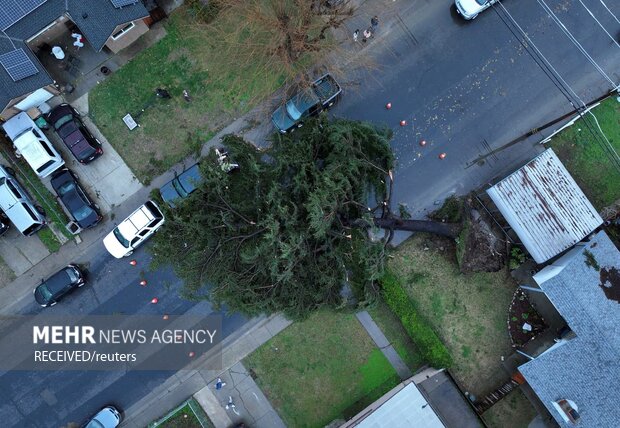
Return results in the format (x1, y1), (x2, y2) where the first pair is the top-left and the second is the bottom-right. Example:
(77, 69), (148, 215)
(455, 0), (498, 20)
(0, 165), (46, 236)
(272, 73), (342, 133)
(33, 264), (84, 307)
(0, 213), (10, 236)
(51, 168), (101, 229)
(83, 406), (121, 428)
(103, 200), (164, 258)
(2, 112), (64, 178)
(159, 163), (202, 208)
(47, 104), (103, 164)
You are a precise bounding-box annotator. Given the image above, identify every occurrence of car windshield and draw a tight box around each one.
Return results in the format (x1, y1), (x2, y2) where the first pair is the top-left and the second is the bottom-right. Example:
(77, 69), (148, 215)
(53, 114), (73, 131)
(36, 160), (57, 174)
(66, 267), (80, 282)
(74, 205), (94, 222)
(172, 178), (188, 197)
(58, 181), (75, 196)
(37, 283), (53, 301)
(113, 227), (130, 248)
(476, 0), (488, 5)
(85, 420), (105, 428)
(285, 100), (302, 120)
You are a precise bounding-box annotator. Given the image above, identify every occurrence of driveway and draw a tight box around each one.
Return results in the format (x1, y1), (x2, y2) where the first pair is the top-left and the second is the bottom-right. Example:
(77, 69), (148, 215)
(46, 94), (143, 216)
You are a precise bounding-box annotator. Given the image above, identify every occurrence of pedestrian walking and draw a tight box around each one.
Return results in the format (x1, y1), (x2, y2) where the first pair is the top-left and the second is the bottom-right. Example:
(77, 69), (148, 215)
(371, 15), (379, 28)
(362, 28), (372, 42)
(215, 377), (226, 390)
(226, 396), (236, 410)
(353, 29), (359, 42)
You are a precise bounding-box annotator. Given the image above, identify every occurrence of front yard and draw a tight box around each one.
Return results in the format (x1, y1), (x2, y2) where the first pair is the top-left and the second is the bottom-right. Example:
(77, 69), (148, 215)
(549, 96), (620, 209)
(388, 234), (537, 428)
(90, 5), (284, 183)
(244, 310), (402, 428)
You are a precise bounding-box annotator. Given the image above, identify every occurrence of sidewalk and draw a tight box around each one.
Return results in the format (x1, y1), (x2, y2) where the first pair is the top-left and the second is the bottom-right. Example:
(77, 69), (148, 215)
(121, 314), (291, 428)
(356, 310), (413, 379)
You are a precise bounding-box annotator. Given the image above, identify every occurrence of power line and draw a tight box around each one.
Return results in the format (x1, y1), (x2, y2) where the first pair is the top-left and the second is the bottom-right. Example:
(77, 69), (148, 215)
(535, 0), (618, 87)
(578, 0), (620, 49)
(596, 0), (620, 24)
(489, 1), (620, 173)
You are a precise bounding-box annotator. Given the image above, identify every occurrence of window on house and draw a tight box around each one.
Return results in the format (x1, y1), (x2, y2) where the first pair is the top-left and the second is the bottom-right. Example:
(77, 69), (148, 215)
(552, 399), (580, 424)
(111, 22), (135, 40)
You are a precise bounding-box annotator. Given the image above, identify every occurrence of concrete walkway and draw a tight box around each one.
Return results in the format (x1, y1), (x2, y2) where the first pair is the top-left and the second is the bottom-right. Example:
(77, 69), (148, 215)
(120, 314), (291, 428)
(356, 310), (412, 380)
(196, 362), (287, 428)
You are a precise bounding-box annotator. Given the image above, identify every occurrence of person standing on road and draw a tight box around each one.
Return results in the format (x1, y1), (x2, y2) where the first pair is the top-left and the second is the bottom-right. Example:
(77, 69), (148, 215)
(215, 378), (226, 390)
(371, 15), (379, 29)
(353, 29), (359, 42)
(226, 396), (236, 410)
(362, 28), (372, 42)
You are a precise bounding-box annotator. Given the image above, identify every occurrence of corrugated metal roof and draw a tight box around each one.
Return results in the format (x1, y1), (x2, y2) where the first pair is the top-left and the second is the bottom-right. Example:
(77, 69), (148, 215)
(355, 383), (445, 428)
(486, 148), (602, 263)
(519, 231), (620, 428)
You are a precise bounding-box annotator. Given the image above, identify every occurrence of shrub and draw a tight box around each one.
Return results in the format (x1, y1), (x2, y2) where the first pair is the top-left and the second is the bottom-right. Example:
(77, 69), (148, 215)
(430, 195), (463, 223)
(380, 271), (453, 368)
(509, 247), (527, 270)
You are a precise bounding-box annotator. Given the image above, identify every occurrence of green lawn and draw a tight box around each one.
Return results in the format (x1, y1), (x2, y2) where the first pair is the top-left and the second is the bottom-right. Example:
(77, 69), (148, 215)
(244, 310), (400, 428)
(549, 97), (620, 209)
(150, 399), (213, 428)
(89, 5), (284, 183)
(388, 234), (536, 428)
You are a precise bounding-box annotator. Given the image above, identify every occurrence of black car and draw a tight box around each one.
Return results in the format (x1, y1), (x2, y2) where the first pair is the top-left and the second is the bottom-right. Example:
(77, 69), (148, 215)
(159, 163), (203, 208)
(0, 212), (9, 236)
(34, 264), (85, 307)
(47, 104), (103, 164)
(51, 169), (101, 229)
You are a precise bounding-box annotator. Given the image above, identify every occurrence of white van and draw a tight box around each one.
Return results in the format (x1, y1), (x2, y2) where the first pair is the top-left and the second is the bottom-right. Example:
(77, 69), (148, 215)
(2, 112), (64, 178)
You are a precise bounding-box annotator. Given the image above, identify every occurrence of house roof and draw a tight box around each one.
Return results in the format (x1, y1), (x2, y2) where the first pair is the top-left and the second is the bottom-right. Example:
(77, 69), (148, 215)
(0, 0), (148, 111)
(486, 148), (602, 263)
(345, 382), (446, 428)
(519, 230), (620, 428)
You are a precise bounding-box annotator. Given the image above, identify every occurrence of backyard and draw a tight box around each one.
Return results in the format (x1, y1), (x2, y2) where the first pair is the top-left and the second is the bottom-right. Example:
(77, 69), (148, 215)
(244, 310), (404, 428)
(548, 96), (620, 210)
(388, 233), (537, 428)
(149, 398), (213, 428)
(89, 5), (285, 183)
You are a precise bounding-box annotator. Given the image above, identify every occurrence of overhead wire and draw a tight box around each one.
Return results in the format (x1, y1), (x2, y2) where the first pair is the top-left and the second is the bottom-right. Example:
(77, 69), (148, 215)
(489, 1), (620, 172)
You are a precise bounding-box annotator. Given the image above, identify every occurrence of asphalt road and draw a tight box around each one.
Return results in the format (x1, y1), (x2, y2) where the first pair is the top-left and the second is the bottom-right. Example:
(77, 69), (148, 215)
(0, 242), (247, 428)
(1, 0), (619, 426)
(334, 0), (620, 224)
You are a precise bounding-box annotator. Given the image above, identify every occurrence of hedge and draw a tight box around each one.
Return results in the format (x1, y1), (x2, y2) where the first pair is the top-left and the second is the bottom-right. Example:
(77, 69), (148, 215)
(381, 270), (453, 368)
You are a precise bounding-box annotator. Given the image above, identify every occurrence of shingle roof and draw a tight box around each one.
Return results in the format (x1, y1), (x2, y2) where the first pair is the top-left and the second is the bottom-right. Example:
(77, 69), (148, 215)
(486, 148), (602, 263)
(0, 0), (148, 111)
(0, 38), (53, 111)
(519, 231), (620, 428)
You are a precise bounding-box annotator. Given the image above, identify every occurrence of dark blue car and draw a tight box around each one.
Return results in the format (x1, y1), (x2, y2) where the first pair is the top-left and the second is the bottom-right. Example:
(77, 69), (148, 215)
(159, 163), (203, 208)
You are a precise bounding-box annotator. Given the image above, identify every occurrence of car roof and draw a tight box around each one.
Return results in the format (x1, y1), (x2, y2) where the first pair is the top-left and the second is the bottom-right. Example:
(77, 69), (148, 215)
(42, 268), (71, 294)
(117, 203), (158, 238)
(178, 164), (202, 192)
(13, 132), (57, 170)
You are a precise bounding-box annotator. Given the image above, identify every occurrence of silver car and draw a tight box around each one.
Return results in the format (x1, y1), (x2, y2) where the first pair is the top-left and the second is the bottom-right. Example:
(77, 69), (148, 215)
(455, 0), (498, 20)
(84, 406), (121, 428)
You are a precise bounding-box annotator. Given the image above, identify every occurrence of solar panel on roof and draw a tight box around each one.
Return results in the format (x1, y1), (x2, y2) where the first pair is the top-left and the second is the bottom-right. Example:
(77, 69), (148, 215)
(0, 0), (47, 31)
(0, 49), (39, 82)
(110, 0), (139, 8)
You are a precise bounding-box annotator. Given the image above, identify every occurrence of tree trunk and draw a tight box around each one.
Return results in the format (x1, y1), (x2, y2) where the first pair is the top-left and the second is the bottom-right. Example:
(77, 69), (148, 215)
(373, 217), (461, 238)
